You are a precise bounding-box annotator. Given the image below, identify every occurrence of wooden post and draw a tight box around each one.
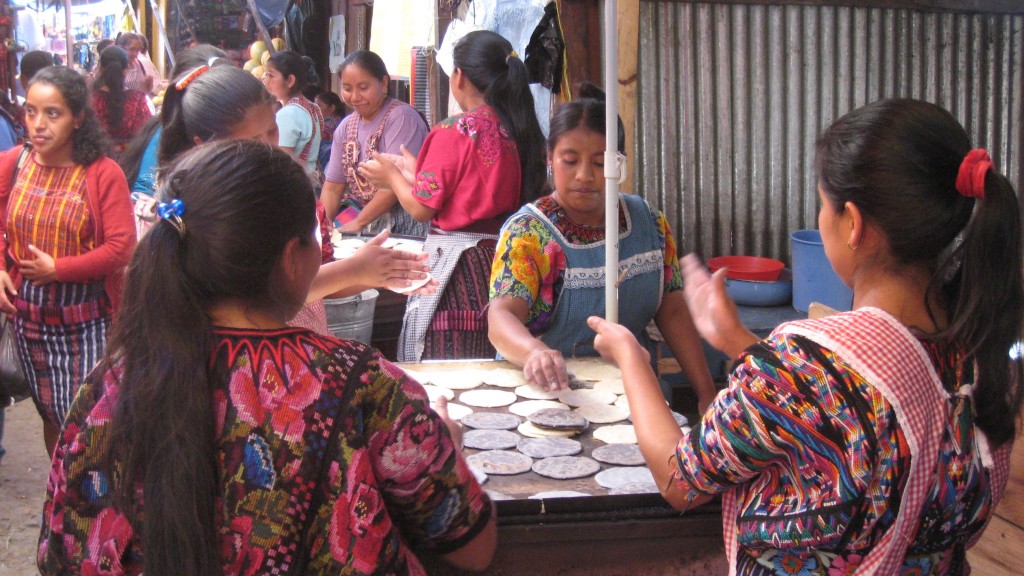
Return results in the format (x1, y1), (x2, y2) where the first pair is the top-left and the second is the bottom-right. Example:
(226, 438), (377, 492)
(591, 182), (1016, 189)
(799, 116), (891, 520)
(431, 0), (455, 125)
(556, 0), (602, 93)
(245, 0), (276, 55)
(617, 0), (639, 192)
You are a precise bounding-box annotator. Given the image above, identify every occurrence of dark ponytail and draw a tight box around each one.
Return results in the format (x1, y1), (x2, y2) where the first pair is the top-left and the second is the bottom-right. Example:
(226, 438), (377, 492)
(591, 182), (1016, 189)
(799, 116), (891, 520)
(816, 98), (1023, 447)
(453, 30), (545, 204)
(158, 65), (274, 166)
(103, 140), (317, 576)
(267, 50), (319, 98)
(95, 46), (129, 131)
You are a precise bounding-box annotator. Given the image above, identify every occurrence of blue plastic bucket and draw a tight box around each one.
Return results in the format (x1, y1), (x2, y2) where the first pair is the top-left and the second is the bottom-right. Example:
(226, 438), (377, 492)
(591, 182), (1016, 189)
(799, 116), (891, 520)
(789, 230), (853, 313)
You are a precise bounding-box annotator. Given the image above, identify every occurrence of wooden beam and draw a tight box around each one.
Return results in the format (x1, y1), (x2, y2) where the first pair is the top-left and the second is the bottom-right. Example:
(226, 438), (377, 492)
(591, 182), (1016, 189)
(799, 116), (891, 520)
(617, 0), (639, 193)
(556, 0), (602, 94)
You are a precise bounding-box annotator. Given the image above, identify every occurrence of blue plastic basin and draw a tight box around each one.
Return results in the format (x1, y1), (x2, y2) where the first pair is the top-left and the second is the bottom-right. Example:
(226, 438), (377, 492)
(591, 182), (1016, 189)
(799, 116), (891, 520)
(725, 269), (793, 307)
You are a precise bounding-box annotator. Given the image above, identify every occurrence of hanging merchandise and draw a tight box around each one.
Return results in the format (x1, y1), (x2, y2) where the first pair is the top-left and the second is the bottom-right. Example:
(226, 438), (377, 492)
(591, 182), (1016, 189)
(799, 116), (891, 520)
(437, 0), (546, 76)
(524, 2), (562, 93)
(284, 0), (324, 80)
(256, 0), (288, 30)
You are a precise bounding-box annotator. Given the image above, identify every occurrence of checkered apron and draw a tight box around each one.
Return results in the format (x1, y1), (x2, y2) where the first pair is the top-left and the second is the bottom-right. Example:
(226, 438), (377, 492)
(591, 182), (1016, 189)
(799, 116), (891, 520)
(397, 228), (496, 362)
(719, 307), (1005, 575)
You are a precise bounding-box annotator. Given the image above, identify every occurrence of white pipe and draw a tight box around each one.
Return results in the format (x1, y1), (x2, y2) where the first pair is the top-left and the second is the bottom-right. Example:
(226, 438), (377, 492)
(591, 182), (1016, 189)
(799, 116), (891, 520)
(64, 0), (72, 68)
(604, 0), (619, 323)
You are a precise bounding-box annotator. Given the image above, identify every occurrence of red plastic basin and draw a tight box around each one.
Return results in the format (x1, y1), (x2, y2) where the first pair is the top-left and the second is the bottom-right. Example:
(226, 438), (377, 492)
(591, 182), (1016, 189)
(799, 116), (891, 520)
(706, 255), (786, 281)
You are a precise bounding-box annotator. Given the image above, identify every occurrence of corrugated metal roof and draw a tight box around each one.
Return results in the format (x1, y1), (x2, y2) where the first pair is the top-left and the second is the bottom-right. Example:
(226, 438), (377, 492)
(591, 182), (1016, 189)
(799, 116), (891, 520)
(635, 2), (1023, 263)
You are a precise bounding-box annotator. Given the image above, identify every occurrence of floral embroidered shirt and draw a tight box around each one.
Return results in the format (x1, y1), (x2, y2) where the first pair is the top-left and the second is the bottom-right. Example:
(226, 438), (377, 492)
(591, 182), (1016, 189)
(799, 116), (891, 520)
(675, 333), (1007, 575)
(411, 105), (521, 233)
(489, 194), (683, 334)
(38, 328), (491, 575)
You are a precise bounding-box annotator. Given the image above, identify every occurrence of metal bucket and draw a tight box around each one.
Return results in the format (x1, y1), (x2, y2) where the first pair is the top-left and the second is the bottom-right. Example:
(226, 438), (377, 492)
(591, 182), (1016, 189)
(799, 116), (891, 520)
(323, 289), (378, 344)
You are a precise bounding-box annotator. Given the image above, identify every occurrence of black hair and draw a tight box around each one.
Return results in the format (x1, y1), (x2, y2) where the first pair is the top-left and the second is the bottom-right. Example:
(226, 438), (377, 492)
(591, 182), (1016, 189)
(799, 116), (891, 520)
(339, 50), (389, 81)
(103, 140), (316, 576)
(169, 44), (230, 78)
(547, 82), (625, 154)
(158, 65), (275, 166)
(96, 38), (115, 53)
(29, 66), (109, 165)
(816, 98), (1023, 447)
(120, 45), (233, 184)
(453, 30), (545, 204)
(95, 46), (129, 132)
(266, 50), (319, 98)
(301, 85), (320, 102)
(316, 90), (343, 115)
(19, 50), (55, 82)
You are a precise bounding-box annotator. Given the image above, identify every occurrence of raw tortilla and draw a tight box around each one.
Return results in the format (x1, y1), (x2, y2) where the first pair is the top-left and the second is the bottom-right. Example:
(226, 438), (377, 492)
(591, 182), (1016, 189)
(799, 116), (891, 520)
(593, 379), (625, 395)
(459, 389), (517, 408)
(420, 384), (454, 403)
(516, 437), (582, 458)
(517, 421), (579, 438)
(558, 388), (617, 407)
(508, 400), (570, 418)
(530, 490), (591, 499)
(461, 411), (521, 430)
(443, 403), (474, 421)
(593, 424), (638, 444)
(514, 384), (561, 400)
(481, 368), (527, 388)
(466, 450), (533, 475)
(565, 359), (622, 381)
(595, 466), (655, 489)
(464, 429), (521, 450)
(591, 443), (645, 466)
(574, 404), (629, 424)
(609, 482), (659, 495)
(532, 456), (601, 480)
(428, 372), (485, 390)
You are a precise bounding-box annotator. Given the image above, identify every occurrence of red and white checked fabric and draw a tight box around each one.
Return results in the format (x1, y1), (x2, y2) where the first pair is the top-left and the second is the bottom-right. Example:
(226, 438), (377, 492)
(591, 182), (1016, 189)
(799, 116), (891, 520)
(720, 307), (996, 575)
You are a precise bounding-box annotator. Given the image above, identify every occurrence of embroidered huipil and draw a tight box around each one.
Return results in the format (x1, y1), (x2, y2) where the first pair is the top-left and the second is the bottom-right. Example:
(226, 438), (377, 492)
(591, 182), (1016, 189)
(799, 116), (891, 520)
(38, 329), (492, 575)
(673, 308), (1012, 575)
(490, 193), (679, 357)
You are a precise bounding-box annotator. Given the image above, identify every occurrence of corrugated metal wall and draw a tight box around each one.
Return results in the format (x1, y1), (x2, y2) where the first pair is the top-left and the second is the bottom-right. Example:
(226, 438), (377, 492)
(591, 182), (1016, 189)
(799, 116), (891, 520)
(635, 2), (1024, 263)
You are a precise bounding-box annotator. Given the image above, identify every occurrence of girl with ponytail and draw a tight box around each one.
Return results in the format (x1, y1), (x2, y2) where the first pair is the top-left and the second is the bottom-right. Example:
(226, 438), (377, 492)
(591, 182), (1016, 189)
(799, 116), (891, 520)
(38, 140), (496, 575)
(360, 29), (546, 361)
(263, 50), (324, 177)
(92, 46), (151, 160)
(591, 99), (1023, 573)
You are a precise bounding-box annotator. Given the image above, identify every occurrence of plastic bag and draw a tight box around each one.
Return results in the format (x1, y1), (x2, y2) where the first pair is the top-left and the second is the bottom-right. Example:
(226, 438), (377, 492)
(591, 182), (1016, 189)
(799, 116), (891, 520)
(0, 314), (29, 404)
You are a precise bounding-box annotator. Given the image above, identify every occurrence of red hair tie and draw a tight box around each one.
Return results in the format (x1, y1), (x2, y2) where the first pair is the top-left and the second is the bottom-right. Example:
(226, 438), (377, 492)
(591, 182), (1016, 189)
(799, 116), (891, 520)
(955, 149), (992, 200)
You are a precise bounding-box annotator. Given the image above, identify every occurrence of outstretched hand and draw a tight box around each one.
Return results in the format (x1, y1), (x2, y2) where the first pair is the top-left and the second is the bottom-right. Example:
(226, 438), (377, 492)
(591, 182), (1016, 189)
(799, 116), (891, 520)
(587, 316), (650, 368)
(348, 230), (431, 290)
(375, 145), (417, 185)
(680, 254), (754, 357)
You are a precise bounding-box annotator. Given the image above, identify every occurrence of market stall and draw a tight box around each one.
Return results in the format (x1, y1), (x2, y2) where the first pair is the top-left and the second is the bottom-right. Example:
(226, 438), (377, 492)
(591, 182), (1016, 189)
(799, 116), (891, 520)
(394, 357), (728, 574)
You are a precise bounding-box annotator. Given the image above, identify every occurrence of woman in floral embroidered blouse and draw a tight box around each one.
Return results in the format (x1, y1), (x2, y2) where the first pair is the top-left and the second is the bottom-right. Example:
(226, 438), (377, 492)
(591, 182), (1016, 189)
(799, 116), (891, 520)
(360, 30), (546, 362)
(589, 99), (1022, 575)
(38, 141), (496, 576)
(488, 87), (716, 412)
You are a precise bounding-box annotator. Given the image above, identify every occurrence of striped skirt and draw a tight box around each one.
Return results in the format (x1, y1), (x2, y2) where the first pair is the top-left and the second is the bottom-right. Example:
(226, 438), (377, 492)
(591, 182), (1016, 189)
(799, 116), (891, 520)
(14, 280), (111, 427)
(421, 244), (497, 360)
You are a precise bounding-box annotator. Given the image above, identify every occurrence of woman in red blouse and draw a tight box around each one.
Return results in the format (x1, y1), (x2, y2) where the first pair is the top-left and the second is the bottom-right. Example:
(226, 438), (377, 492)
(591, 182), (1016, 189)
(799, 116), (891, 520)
(361, 30), (546, 361)
(92, 46), (152, 161)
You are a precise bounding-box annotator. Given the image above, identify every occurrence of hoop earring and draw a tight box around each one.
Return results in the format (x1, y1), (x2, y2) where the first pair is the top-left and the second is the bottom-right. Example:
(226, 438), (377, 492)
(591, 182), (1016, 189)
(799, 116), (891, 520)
(846, 241), (857, 251)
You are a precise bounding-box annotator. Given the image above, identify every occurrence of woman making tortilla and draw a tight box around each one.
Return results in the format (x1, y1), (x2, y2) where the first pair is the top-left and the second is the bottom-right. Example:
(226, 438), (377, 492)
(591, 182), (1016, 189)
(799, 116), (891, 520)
(488, 86), (716, 412)
(590, 99), (1022, 574)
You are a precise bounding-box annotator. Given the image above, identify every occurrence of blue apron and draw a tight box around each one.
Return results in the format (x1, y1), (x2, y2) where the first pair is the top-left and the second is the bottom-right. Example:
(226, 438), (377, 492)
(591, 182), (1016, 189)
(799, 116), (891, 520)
(518, 193), (665, 358)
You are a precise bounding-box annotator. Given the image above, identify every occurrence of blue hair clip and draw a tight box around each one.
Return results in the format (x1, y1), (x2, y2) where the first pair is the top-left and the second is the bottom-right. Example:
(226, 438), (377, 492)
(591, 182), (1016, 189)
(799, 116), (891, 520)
(157, 198), (186, 237)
